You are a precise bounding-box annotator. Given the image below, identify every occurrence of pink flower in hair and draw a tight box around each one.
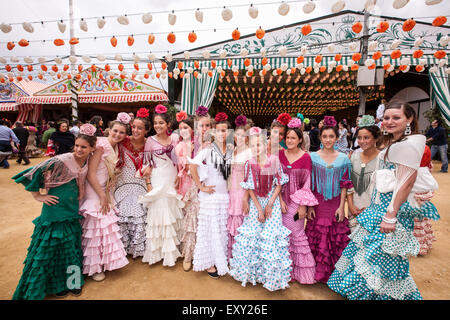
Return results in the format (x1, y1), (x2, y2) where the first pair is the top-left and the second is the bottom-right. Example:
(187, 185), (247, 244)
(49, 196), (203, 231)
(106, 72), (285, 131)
(235, 115), (247, 127)
(287, 118), (302, 129)
(136, 107), (150, 118)
(79, 123), (96, 136)
(155, 104), (167, 114)
(116, 112), (131, 124)
(323, 115), (337, 127)
(249, 126), (262, 136)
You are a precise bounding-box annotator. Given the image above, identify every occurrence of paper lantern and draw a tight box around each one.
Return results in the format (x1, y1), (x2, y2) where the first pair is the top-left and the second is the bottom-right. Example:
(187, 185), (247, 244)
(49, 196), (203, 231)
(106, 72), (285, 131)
(393, 0), (409, 9)
(27, 65), (33, 72)
(127, 35), (134, 46)
(232, 28), (240, 40)
(82, 55), (91, 63)
(147, 33), (155, 45)
(302, 24), (312, 36)
(248, 4), (258, 19)
(383, 63), (392, 70)
(0, 23), (12, 33)
(414, 37), (424, 48)
(368, 41), (378, 51)
(57, 21), (66, 33)
(168, 12), (177, 25)
(22, 22), (34, 33)
(328, 44), (336, 53)
(117, 15), (129, 25)
(296, 56), (305, 64)
(315, 55), (323, 64)
(115, 54), (123, 62)
(54, 39), (65, 46)
(54, 57), (62, 64)
(331, 0), (346, 13)
(97, 17), (106, 29)
(6, 42), (14, 50)
(303, 1), (316, 14)
(195, 9), (203, 23)
(433, 16), (447, 27)
(167, 32), (176, 43)
(391, 49), (402, 59)
(51, 65), (58, 72)
(336, 65), (343, 72)
(118, 64), (124, 72)
(305, 66), (312, 73)
(334, 54), (342, 61)
(352, 53), (362, 62)
(222, 7), (233, 21)
(110, 36), (117, 47)
(349, 42), (358, 51)
(439, 35), (449, 47)
(426, 0), (443, 5)
(256, 27), (265, 39)
(434, 50), (446, 59)
(69, 56), (77, 64)
(402, 19), (416, 32)
(188, 31), (197, 43)
(372, 51), (382, 60)
(391, 39), (401, 49)
(352, 22), (362, 34)
(278, 2), (290, 16)
(351, 64), (359, 71)
(79, 19), (88, 32)
(18, 39), (29, 47)
(279, 46), (288, 57)
(142, 13), (153, 24)
(377, 21), (389, 33)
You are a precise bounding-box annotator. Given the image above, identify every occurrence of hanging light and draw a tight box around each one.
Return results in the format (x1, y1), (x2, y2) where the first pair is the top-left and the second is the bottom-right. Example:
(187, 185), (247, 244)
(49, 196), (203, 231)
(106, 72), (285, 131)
(248, 4), (258, 19)
(0, 23), (12, 33)
(168, 11), (177, 25)
(117, 15), (129, 25)
(57, 20), (66, 33)
(97, 17), (106, 29)
(393, 0), (409, 9)
(195, 9), (203, 23)
(80, 18), (88, 32)
(278, 2), (290, 16)
(142, 13), (152, 24)
(222, 7), (233, 21)
(22, 22), (34, 33)
(331, 0), (346, 13)
(426, 0), (443, 5)
(303, 1), (316, 14)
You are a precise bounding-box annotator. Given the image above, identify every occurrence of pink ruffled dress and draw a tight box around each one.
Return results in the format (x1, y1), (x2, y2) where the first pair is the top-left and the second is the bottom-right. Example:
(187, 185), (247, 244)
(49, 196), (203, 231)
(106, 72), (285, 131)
(279, 150), (318, 284)
(306, 152), (353, 283)
(227, 148), (252, 260)
(175, 140), (200, 263)
(79, 137), (129, 276)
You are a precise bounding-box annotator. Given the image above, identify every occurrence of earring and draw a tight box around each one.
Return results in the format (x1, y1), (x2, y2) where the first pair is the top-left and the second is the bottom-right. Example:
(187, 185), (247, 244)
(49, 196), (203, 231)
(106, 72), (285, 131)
(320, 142), (323, 149)
(383, 129), (388, 135)
(405, 123), (411, 135)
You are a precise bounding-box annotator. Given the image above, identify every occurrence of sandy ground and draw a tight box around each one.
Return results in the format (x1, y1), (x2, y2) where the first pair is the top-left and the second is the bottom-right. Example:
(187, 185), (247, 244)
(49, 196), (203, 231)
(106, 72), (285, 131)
(0, 155), (449, 300)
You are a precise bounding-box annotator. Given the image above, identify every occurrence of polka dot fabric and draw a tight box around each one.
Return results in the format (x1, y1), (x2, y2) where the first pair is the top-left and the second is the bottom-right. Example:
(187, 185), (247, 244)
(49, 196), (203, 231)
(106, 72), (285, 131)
(229, 161), (292, 292)
(327, 160), (439, 300)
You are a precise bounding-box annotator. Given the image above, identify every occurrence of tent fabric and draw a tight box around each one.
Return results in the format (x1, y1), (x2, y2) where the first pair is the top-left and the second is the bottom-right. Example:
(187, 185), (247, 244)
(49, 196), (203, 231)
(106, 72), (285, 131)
(429, 67), (450, 126)
(181, 70), (219, 114)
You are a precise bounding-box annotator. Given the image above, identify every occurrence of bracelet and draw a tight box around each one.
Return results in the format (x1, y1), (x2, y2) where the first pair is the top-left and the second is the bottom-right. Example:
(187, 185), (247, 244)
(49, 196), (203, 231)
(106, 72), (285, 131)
(382, 216), (397, 224)
(146, 182), (152, 186)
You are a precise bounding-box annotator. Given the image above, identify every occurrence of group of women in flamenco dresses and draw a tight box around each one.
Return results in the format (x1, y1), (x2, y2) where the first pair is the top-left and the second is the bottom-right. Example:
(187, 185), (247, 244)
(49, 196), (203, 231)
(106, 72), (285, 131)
(11, 99), (440, 300)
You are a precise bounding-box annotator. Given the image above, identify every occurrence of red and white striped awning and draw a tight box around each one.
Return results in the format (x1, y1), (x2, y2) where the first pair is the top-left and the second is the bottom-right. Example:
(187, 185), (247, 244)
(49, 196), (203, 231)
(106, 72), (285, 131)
(17, 92), (168, 105)
(0, 102), (19, 112)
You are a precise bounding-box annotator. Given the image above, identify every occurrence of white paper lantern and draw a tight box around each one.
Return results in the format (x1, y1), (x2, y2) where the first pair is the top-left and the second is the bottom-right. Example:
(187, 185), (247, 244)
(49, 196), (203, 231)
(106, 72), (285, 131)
(247, 65), (254, 73)
(300, 68), (306, 75)
(364, 58), (375, 67)
(38, 57), (46, 64)
(202, 50), (211, 59)
(222, 7), (233, 21)
(391, 39), (401, 49)
(279, 46), (288, 57)
(248, 5), (258, 19)
(232, 65), (239, 73)
(82, 55), (91, 63)
(133, 54), (141, 63)
(426, 0), (443, 5)
(0, 57), (7, 64)
(195, 9), (203, 23)
(387, 64), (394, 72)
(329, 61), (337, 68)
(115, 54), (123, 62)
(187, 67), (193, 74)
(96, 55), (106, 62)
(281, 63), (288, 71)
(393, 0), (409, 9)
(439, 36), (449, 47)
(217, 66), (223, 73)
(301, 45), (308, 55)
(313, 62), (320, 69)
(173, 68), (180, 75)
(348, 60), (355, 66)
(22, 22), (34, 33)
(382, 57), (390, 65)
(142, 13), (153, 24)
(414, 37), (424, 48)
(80, 19), (88, 32)
(55, 57), (63, 64)
(260, 47), (267, 57)
(219, 49), (227, 59)
(328, 44), (336, 53)
(117, 15), (129, 25)
(286, 69), (292, 75)
(264, 64), (271, 71)
(331, 0), (346, 13)
(201, 66), (209, 74)
(278, 2), (290, 16)
(303, 1), (316, 14)
(314, 67), (320, 73)
(272, 70), (278, 76)
(349, 42), (358, 51)
(166, 53), (173, 62)
(168, 12), (177, 25)
(24, 57), (33, 64)
(68, 56), (77, 64)
(97, 17), (106, 29)
(0, 23), (12, 33)
(400, 57), (410, 65)
(365, 0), (377, 12)
(343, 65), (349, 72)
(57, 21), (66, 33)
(429, 66), (438, 73)
(368, 41), (378, 51)
(10, 57), (19, 63)
(240, 48), (249, 57)
(327, 67), (334, 73)
(419, 58), (427, 66)
(296, 63), (304, 69)
(148, 53), (156, 61)
(184, 51), (191, 59)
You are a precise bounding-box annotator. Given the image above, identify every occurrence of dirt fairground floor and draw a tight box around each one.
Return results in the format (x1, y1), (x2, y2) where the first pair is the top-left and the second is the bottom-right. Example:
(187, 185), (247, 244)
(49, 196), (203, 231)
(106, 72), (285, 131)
(0, 155), (449, 300)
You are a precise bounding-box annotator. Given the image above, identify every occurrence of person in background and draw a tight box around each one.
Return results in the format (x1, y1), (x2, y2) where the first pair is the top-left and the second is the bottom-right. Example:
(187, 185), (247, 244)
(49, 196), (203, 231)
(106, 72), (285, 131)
(24, 121), (44, 158)
(42, 121), (56, 147)
(13, 121), (30, 165)
(309, 119), (320, 152)
(426, 119), (448, 173)
(90, 115), (104, 137)
(70, 120), (82, 137)
(375, 99), (386, 129)
(0, 118), (19, 169)
(350, 115), (363, 154)
(50, 119), (75, 155)
(37, 119), (49, 148)
(336, 119), (350, 154)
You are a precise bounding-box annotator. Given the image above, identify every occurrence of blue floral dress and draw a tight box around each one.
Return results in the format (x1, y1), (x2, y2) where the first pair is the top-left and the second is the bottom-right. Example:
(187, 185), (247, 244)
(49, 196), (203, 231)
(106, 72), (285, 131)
(327, 135), (440, 300)
(229, 155), (292, 291)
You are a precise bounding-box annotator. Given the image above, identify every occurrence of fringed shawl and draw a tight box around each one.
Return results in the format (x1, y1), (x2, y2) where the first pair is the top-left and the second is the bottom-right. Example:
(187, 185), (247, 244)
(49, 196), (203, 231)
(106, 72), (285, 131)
(23, 152), (88, 199)
(310, 152), (352, 201)
(210, 142), (233, 181)
(143, 135), (178, 169)
(243, 155), (282, 197)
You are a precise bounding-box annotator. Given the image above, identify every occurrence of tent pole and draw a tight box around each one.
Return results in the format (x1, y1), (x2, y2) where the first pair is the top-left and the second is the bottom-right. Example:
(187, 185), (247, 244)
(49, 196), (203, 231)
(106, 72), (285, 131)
(358, 10), (370, 115)
(69, 0), (78, 121)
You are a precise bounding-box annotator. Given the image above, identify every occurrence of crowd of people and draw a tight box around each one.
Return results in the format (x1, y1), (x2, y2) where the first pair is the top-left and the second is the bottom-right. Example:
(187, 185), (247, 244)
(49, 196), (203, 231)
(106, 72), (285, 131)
(6, 99), (444, 300)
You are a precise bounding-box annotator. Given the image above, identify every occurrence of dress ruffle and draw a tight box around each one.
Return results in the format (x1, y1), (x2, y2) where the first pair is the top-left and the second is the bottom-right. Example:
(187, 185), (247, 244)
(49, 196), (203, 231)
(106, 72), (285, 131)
(180, 182), (200, 262)
(305, 216), (350, 283)
(193, 194), (229, 276)
(290, 189), (319, 207)
(413, 218), (436, 255)
(13, 216), (85, 300)
(80, 207), (129, 276)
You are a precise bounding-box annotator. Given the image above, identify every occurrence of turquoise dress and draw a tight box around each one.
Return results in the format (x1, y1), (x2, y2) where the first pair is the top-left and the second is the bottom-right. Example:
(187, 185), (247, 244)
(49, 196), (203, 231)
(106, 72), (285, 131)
(327, 135), (440, 300)
(12, 155), (87, 300)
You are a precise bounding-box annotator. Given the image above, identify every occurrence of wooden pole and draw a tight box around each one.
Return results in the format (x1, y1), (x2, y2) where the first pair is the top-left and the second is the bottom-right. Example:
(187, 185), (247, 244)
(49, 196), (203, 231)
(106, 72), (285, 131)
(69, 0), (78, 121)
(358, 10), (370, 115)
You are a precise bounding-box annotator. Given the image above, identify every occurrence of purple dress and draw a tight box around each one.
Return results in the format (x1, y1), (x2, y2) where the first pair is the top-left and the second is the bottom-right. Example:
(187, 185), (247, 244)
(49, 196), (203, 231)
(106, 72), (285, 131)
(306, 152), (353, 283)
(279, 150), (318, 284)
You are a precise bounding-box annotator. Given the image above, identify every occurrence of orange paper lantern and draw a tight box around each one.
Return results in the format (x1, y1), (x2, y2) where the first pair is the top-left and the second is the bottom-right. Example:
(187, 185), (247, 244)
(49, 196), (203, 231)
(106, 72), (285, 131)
(167, 32), (176, 44)
(334, 54), (342, 62)
(41, 65), (48, 72)
(315, 55), (323, 64)
(227, 59), (233, 68)
(244, 58), (251, 67)
(296, 56), (304, 64)
(256, 27), (265, 39)
(352, 22), (362, 34)
(148, 63), (153, 70)
(434, 50), (446, 60)
(305, 66), (312, 73)
(351, 64), (359, 71)
(78, 64), (83, 72)
(69, 37), (79, 45)
(352, 53), (362, 62)
(161, 62), (167, 70)
(372, 51), (382, 60)
(194, 61), (200, 69)
(211, 60), (217, 69)
(118, 64), (124, 72)
(336, 65), (343, 72)
(134, 64), (139, 71)
(319, 66), (326, 72)
(54, 39), (65, 46)
(415, 65), (425, 72)
(7, 42), (15, 50)
(402, 19), (416, 32)
(232, 28), (240, 41)
(262, 57), (268, 66)
(148, 34), (155, 45)
(52, 65), (58, 72)
(383, 63), (392, 70)
(91, 64), (97, 72)
(18, 39), (29, 47)
(17, 65), (24, 72)
(28, 75), (33, 80)
(302, 24), (312, 36)
(432, 16), (447, 27)
(127, 35), (135, 46)
(5, 65), (11, 72)
(188, 31), (197, 43)
(413, 50), (424, 59)
(105, 64), (111, 72)
(376, 21), (389, 33)
(27, 65), (33, 72)
(390, 50), (402, 60)
(110, 36), (117, 47)
(177, 62), (183, 69)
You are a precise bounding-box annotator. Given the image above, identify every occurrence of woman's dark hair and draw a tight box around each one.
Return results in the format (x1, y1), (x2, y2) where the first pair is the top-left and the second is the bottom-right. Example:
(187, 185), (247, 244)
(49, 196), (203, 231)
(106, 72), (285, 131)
(319, 125), (339, 137)
(76, 134), (97, 147)
(356, 125), (381, 140)
(179, 115), (195, 130)
(153, 112), (172, 125)
(286, 127), (304, 148)
(56, 119), (69, 131)
(382, 100), (419, 160)
(310, 119), (317, 128)
(48, 121), (56, 129)
(90, 115), (103, 128)
(214, 119), (231, 129)
(132, 117), (151, 132)
(109, 120), (129, 132)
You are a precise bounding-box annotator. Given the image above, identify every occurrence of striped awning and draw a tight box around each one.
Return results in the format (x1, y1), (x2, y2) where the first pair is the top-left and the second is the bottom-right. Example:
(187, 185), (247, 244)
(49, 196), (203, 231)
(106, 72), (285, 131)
(178, 54), (446, 70)
(17, 92), (168, 105)
(0, 102), (18, 112)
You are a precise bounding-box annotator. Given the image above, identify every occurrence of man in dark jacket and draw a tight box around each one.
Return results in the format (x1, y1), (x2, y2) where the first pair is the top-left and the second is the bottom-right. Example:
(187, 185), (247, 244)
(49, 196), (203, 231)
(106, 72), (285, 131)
(309, 119), (320, 152)
(426, 119), (448, 173)
(12, 121), (30, 165)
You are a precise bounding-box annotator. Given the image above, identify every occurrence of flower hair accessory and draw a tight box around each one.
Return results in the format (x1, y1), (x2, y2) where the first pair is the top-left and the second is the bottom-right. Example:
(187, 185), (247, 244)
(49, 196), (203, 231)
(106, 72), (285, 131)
(296, 113), (304, 121)
(136, 107), (150, 118)
(116, 112), (131, 125)
(155, 104), (167, 114)
(215, 112), (228, 122)
(79, 123), (96, 136)
(195, 105), (208, 117)
(323, 115), (337, 127)
(249, 126), (262, 136)
(276, 113), (292, 126)
(358, 115), (376, 128)
(287, 118), (302, 129)
(235, 115), (247, 127)
(176, 111), (188, 122)
(303, 118), (310, 125)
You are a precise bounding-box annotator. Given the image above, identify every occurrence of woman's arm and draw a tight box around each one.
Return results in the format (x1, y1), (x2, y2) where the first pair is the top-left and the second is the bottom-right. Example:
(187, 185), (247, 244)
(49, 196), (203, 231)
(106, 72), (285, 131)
(265, 185), (282, 219)
(249, 189), (265, 223)
(336, 187), (347, 222)
(189, 164), (215, 194)
(87, 148), (109, 214)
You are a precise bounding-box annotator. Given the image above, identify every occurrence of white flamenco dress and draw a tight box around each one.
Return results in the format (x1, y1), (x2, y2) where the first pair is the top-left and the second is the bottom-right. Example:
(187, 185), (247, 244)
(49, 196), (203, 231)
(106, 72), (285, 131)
(138, 136), (184, 267)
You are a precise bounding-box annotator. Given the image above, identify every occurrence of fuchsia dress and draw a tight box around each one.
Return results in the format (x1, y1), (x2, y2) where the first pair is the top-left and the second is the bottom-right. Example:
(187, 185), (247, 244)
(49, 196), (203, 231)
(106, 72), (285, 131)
(306, 152), (353, 283)
(227, 148), (252, 260)
(79, 137), (129, 276)
(279, 150), (318, 284)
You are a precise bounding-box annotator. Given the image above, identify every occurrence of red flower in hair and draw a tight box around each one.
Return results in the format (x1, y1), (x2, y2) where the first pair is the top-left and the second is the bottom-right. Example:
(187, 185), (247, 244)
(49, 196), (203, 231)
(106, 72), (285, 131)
(136, 107), (150, 118)
(215, 112), (228, 122)
(276, 113), (292, 126)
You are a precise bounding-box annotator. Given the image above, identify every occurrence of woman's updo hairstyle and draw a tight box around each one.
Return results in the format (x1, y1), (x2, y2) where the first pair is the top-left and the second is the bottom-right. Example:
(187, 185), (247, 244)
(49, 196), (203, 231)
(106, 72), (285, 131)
(319, 115), (339, 137)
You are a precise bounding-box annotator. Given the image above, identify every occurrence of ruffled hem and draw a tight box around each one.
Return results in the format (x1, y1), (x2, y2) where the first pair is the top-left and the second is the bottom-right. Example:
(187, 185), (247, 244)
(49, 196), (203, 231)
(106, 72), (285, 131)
(413, 218), (435, 255)
(181, 231), (196, 262)
(118, 218), (147, 258)
(305, 217), (350, 283)
(81, 211), (129, 276)
(12, 216), (85, 300)
(227, 215), (244, 237)
(139, 187), (185, 209)
(290, 189), (319, 207)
